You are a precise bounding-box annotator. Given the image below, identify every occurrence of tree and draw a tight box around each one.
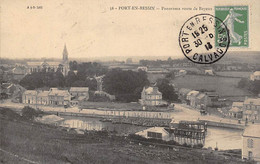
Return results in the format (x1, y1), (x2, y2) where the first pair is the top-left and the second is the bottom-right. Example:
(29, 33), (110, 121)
(165, 71), (175, 79)
(21, 106), (42, 120)
(156, 78), (178, 102)
(65, 71), (78, 87)
(238, 78), (249, 88)
(20, 71), (65, 89)
(248, 80), (260, 95)
(71, 80), (87, 87)
(103, 69), (149, 102)
(69, 61), (78, 71)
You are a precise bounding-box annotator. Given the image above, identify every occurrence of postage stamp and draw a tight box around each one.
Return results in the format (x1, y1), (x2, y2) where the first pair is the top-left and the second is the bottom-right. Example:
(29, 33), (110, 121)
(215, 6), (249, 47)
(179, 14), (230, 64)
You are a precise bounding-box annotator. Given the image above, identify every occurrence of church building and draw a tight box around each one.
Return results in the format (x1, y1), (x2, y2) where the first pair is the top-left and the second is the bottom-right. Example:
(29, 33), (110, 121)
(27, 44), (70, 76)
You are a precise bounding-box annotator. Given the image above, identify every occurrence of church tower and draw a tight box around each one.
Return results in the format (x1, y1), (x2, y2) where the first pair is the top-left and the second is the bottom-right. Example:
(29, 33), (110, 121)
(62, 44), (69, 76)
(62, 44), (69, 62)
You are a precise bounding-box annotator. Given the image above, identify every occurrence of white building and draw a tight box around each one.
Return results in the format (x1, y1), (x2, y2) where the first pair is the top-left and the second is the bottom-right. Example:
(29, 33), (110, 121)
(243, 98), (260, 121)
(242, 124), (260, 162)
(140, 86), (163, 106)
(250, 71), (260, 81)
(22, 90), (38, 104)
(186, 90), (199, 107)
(136, 127), (172, 141)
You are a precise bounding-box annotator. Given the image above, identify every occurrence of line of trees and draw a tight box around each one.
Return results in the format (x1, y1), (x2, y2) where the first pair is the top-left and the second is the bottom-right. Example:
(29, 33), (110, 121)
(20, 61), (107, 90)
(238, 78), (260, 95)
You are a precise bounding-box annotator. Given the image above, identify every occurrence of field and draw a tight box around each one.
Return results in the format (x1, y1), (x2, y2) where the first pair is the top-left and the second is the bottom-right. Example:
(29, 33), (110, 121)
(215, 72), (252, 78)
(147, 73), (165, 83)
(0, 107), (249, 164)
(172, 75), (251, 97)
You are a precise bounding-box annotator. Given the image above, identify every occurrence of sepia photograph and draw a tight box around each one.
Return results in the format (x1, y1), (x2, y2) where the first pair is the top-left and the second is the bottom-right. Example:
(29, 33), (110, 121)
(0, 0), (260, 163)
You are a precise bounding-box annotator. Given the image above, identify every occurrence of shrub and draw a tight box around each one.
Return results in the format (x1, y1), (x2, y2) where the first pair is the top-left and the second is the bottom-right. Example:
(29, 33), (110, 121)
(21, 106), (42, 120)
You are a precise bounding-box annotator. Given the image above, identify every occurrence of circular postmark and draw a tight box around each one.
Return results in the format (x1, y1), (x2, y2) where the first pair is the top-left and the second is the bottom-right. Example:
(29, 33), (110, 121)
(179, 13), (230, 64)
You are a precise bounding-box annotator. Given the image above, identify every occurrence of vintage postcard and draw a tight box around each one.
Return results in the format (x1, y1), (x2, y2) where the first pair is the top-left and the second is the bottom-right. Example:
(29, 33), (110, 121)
(0, 0), (260, 163)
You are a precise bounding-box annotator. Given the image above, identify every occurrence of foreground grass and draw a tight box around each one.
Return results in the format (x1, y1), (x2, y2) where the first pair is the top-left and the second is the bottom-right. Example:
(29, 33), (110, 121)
(0, 107), (253, 164)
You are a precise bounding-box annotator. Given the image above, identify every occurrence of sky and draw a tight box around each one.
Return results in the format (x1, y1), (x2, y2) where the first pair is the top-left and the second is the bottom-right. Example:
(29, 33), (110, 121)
(1, 0), (260, 59)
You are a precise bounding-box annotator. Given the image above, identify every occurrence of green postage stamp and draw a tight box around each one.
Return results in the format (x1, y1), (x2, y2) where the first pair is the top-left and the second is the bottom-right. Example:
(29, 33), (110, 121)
(215, 6), (248, 47)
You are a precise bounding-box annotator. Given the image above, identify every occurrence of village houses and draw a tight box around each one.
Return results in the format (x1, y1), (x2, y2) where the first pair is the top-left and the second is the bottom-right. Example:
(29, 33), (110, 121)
(186, 90), (200, 108)
(242, 98), (260, 121)
(22, 87), (90, 107)
(250, 71), (260, 81)
(139, 86), (163, 106)
(242, 124), (260, 162)
(22, 90), (38, 104)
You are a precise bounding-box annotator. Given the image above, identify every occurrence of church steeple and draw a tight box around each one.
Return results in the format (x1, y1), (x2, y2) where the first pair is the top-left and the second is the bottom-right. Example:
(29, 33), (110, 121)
(62, 44), (68, 62)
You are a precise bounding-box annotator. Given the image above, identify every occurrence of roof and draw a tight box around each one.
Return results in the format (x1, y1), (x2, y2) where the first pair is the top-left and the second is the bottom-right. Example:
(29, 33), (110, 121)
(35, 115), (64, 124)
(179, 70), (186, 72)
(27, 61), (61, 67)
(47, 62), (61, 66)
(243, 124), (260, 138)
(244, 98), (260, 106)
(196, 93), (206, 100)
(49, 89), (70, 96)
(187, 90), (199, 97)
(144, 87), (162, 95)
(136, 127), (169, 136)
(23, 90), (38, 95)
(253, 71), (260, 76)
(27, 62), (43, 66)
(232, 102), (244, 107)
(70, 87), (89, 92)
(205, 69), (213, 72)
(178, 88), (192, 95)
(229, 107), (242, 113)
(37, 91), (50, 97)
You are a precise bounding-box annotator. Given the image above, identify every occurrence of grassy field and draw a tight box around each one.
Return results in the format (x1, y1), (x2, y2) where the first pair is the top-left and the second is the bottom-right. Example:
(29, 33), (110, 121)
(147, 73), (165, 83)
(0, 107), (250, 164)
(215, 72), (252, 78)
(172, 75), (251, 97)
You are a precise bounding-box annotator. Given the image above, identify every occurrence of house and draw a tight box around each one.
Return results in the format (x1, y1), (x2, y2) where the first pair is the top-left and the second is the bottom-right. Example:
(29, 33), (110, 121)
(136, 121), (206, 146)
(250, 71), (260, 81)
(70, 87), (89, 98)
(242, 124), (260, 162)
(1, 83), (17, 98)
(137, 66), (148, 72)
(37, 91), (50, 105)
(196, 93), (209, 108)
(22, 88), (71, 106)
(178, 88), (192, 100)
(10, 66), (27, 81)
(204, 92), (218, 106)
(205, 69), (214, 75)
(243, 98), (260, 121)
(140, 86), (163, 106)
(22, 90), (38, 104)
(178, 69), (187, 76)
(136, 127), (172, 141)
(186, 90), (199, 107)
(48, 88), (71, 106)
(232, 102), (244, 109)
(229, 107), (243, 118)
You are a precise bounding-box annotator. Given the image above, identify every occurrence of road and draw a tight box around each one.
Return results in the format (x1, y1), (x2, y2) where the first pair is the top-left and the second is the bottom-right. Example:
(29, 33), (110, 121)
(0, 100), (246, 126)
(173, 103), (244, 125)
